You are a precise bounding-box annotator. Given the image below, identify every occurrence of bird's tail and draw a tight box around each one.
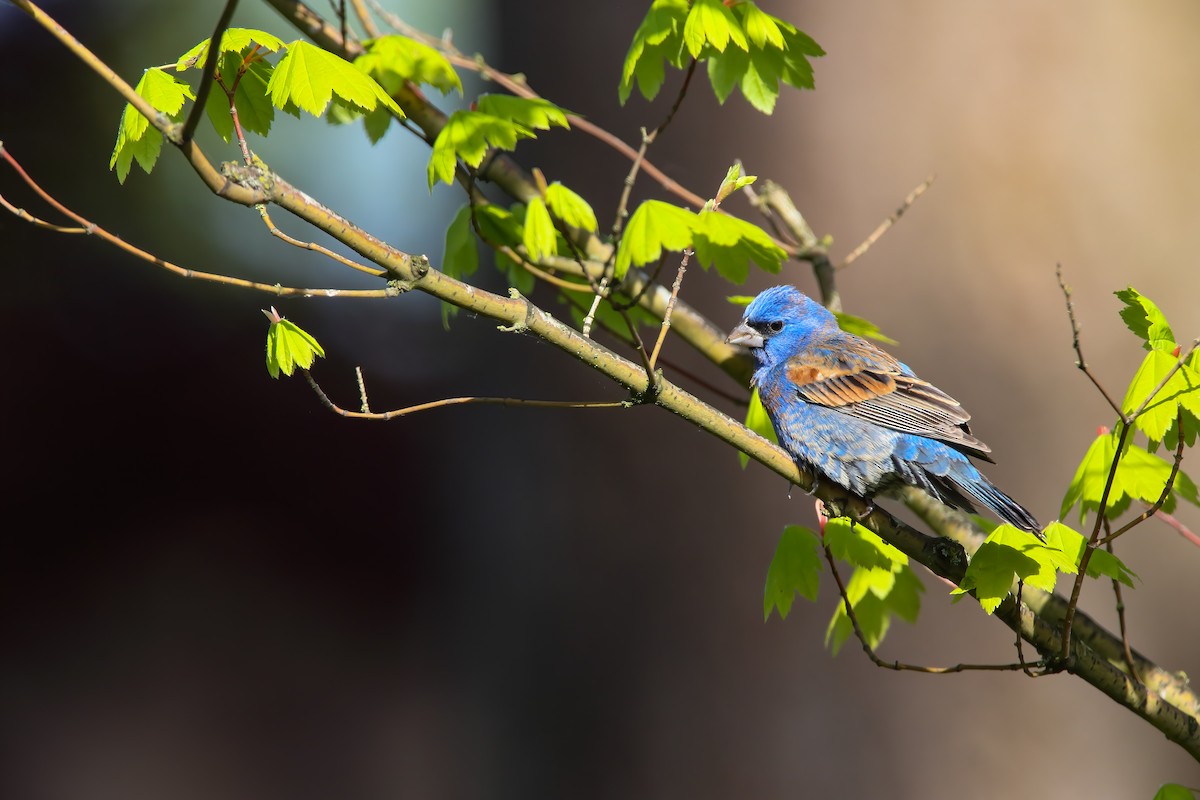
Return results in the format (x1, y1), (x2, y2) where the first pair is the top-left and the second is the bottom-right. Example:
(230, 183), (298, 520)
(956, 471), (1043, 540)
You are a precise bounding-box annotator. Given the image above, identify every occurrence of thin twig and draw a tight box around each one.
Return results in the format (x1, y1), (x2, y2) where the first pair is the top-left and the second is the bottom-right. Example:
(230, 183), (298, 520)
(838, 174), (935, 270)
(823, 545), (1041, 674)
(1153, 510), (1200, 547)
(1103, 517), (1143, 685)
(0, 145), (392, 298)
(348, 0), (379, 38)
(355, 366), (370, 413)
(1057, 263), (1124, 417)
(302, 369), (626, 419)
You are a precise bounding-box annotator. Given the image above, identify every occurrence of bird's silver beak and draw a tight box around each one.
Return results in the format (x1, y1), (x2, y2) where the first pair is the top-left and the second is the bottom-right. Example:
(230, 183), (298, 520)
(726, 321), (764, 349)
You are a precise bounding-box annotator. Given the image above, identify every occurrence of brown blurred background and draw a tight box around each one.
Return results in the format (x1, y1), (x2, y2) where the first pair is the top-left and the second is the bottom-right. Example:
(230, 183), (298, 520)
(2, 0), (1199, 797)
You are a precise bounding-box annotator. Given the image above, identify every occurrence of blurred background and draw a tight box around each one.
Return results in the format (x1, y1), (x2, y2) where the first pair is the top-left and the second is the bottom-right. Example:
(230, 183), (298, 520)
(2, 0), (1199, 797)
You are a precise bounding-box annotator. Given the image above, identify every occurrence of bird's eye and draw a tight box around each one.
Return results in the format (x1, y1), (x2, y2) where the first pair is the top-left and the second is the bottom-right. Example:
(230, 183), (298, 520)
(768, 320), (784, 333)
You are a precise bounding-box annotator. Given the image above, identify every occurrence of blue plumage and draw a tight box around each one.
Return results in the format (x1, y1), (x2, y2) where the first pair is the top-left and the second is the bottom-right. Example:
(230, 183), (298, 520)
(727, 285), (1041, 537)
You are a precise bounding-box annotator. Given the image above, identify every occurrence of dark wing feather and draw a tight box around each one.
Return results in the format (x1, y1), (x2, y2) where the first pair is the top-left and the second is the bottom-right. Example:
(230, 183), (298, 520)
(785, 339), (994, 461)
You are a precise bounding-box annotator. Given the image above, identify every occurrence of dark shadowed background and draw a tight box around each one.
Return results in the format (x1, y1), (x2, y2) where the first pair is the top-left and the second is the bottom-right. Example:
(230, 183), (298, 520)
(2, 0), (1199, 797)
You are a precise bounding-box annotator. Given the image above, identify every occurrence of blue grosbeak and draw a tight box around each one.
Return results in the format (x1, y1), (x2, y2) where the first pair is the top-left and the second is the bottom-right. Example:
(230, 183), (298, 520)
(727, 285), (1041, 537)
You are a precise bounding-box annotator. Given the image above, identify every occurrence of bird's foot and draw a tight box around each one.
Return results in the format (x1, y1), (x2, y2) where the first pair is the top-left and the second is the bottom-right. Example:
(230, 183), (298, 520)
(853, 498), (876, 522)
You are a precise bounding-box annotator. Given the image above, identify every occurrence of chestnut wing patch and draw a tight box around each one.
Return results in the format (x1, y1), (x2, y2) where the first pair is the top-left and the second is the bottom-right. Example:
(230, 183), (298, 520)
(785, 358), (993, 459)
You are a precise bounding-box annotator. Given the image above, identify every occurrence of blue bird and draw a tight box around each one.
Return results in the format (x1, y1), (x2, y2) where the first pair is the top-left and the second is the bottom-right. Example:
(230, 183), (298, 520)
(726, 285), (1041, 537)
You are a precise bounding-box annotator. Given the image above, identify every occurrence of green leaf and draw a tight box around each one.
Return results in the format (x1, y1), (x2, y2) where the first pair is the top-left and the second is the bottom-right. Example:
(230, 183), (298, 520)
(427, 110), (534, 187)
(763, 525), (822, 621)
(619, 0), (688, 104)
(356, 34), (462, 96)
(700, 6), (822, 112)
(739, 47), (781, 113)
(268, 40), (401, 118)
(683, 0), (748, 58)
(824, 518), (907, 572)
(825, 563), (922, 655)
(1115, 286), (1175, 352)
(476, 94), (571, 131)
(440, 205), (479, 327)
(1153, 784), (1197, 800)
(264, 311), (325, 379)
(110, 68), (196, 183)
(1047, 522), (1138, 587)
(777, 21), (823, 90)
(204, 54), (276, 142)
(726, 295), (754, 306)
(1121, 349), (1200, 444)
(954, 525), (1057, 614)
(691, 209), (786, 283)
(176, 27), (285, 70)
(544, 182), (598, 232)
(739, 387), (778, 467)
(522, 196), (558, 262)
(834, 311), (898, 345)
(706, 45), (748, 104)
(614, 200), (697, 279)
(473, 203), (524, 249)
(1060, 429), (1200, 522)
(739, 1), (784, 49)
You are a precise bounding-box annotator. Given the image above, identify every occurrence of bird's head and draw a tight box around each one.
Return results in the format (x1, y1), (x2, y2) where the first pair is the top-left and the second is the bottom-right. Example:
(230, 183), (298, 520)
(725, 285), (837, 368)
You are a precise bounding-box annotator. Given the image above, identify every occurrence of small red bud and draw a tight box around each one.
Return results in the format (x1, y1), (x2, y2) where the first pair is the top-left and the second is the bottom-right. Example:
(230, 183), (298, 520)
(1097, 425), (1110, 436)
(1173, 345), (1182, 358)
(814, 499), (828, 536)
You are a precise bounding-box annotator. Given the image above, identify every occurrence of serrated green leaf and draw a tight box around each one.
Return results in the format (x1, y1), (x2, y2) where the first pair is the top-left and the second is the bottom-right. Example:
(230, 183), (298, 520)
(522, 196), (557, 262)
(356, 34), (462, 96)
(954, 525), (1056, 614)
(204, 53), (276, 142)
(824, 518), (907, 572)
(268, 40), (401, 118)
(764, 525), (822, 621)
(739, 47), (782, 113)
(619, 0), (688, 103)
(706, 45), (748, 104)
(739, 1), (784, 49)
(691, 210), (786, 283)
(1115, 286), (1175, 352)
(614, 200), (697, 278)
(683, 0), (748, 58)
(1060, 429), (1200, 522)
(701, 8), (821, 111)
(440, 205), (479, 327)
(265, 315), (325, 379)
(739, 387), (778, 467)
(476, 94), (571, 131)
(1046, 522), (1138, 587)
(778, 22), (823, 91)
(474, 203), (524, 249)
(110, 68), (196, 183)
(427, 110), (535, 187)
(1122, 349), (1200, 444)
(176, 27), (285, 71)
(826, 563), (922, 654)
(544, 182), (598, 232)
(834, 311), (898, 345)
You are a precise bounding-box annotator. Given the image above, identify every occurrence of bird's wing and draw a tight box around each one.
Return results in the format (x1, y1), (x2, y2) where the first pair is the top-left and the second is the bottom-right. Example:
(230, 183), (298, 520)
(784, 339), (994, 460)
